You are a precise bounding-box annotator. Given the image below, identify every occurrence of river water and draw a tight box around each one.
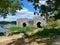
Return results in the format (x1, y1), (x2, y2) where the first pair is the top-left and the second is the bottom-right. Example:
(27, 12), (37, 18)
(0, 24), (16, 33)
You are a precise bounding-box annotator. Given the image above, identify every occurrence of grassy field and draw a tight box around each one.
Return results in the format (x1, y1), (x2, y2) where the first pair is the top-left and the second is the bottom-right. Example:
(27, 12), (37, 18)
(6, 26), (37, 33)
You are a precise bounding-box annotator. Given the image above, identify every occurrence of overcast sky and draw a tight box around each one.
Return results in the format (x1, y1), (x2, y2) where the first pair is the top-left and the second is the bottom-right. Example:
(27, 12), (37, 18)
(0, 0), (46, 21)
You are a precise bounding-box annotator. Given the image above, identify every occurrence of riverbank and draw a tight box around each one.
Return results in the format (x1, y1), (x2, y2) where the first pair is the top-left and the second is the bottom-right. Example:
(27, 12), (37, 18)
(0, 34), (21, 45)
(0, 34), (54, 45)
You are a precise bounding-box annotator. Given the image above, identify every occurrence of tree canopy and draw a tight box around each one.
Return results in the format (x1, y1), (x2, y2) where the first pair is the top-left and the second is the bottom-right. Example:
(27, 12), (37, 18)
(0, 0), (60, 20)
(0, 0), (22, 18)
(26, 0), (60, 21)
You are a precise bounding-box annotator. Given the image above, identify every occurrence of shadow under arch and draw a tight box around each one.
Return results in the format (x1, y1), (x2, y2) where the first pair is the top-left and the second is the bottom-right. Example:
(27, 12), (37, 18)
(23, 23), (27, 27)
(37, 22), (41, 28)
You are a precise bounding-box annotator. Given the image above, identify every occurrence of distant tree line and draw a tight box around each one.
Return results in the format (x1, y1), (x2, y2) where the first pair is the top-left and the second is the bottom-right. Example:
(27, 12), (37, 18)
(0, 21), (16, 24)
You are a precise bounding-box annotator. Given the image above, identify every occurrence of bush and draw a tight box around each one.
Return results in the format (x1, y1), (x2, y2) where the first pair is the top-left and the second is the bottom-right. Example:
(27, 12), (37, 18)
(48, 17), (55, 22)
(50, 22), (58, 29)
(30, 28), (60, 38)
(25, 26), (37, 32)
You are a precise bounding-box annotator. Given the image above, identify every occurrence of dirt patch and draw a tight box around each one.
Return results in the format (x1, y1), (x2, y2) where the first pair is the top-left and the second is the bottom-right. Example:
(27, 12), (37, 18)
(0, 34), (55, 45)
(0, 34), (21, 45)
(1, 37), (52, 45)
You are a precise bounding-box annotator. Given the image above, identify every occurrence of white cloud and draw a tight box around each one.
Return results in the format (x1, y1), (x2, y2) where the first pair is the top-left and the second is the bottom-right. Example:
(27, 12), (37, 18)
(0, 8), (36, 21)
(16, 8), (33, 15)
(39, 0), (48, 6)
(16, 8), (36, 19)
(16, 8), (28, 12)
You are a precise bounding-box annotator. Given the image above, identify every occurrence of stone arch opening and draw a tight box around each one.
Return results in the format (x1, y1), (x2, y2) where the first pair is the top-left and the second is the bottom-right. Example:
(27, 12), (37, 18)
(37, 22), (41, 28)
(23, 23), (26, 27)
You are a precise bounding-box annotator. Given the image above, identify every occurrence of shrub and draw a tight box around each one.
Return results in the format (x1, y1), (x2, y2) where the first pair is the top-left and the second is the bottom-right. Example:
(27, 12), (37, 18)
(50, 22), (58, 29)
(30, 28), (60, 38)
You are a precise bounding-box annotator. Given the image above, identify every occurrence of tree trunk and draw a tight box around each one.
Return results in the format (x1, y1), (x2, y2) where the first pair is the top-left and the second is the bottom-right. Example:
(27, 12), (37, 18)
(45, 12), (49, 23)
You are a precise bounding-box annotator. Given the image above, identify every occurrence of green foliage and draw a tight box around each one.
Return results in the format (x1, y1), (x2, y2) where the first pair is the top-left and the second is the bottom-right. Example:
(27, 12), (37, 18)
(25, 26), (37, 32)
(48, 17), (55, 22)
(0, 0), (22, 18)
(30, 28), (60, 38)
(27, 0), (60, 14)
(54, 10), (60, 19)
(57, 25), (60, 28)
(50, 22), (58, 29)
(42, 25), (48, 29)
(57, 23), (60, 28)
(26, 0), (60, 22)
(0, 21), (16, 24)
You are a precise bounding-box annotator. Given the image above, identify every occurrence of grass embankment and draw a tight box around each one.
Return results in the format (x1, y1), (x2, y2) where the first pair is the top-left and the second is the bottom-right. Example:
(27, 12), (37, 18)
(6, 26), (37, 33)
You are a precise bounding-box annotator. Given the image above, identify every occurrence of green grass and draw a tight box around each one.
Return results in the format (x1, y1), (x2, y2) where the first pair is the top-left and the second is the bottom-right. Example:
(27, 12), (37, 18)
(6, 26), (37, 33)
(6, 27), (20, 31)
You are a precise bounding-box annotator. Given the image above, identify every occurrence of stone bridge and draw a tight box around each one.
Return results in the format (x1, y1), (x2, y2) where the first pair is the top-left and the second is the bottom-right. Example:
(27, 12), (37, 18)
(16, 16), (46, 28)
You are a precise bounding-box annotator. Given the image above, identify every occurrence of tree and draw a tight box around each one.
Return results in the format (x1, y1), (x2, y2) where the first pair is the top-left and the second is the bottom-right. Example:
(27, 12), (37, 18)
(25, 0), (60, 22)
(54, 10), (60, 19)
(0, 0), (22, 18)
